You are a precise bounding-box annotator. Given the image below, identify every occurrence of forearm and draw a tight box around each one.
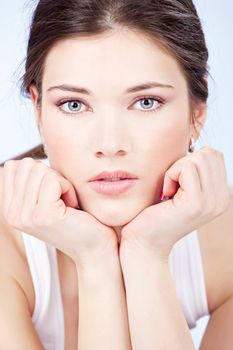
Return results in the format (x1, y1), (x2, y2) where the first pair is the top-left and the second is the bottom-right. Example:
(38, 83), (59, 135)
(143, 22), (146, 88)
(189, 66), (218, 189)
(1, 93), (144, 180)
(121, 256), (195, 350)
(75, 253), (132, 350)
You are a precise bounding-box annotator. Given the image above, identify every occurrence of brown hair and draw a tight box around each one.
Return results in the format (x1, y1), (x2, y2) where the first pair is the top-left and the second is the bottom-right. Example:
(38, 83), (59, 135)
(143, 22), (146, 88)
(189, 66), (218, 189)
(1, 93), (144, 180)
(1, 0), (209, 166)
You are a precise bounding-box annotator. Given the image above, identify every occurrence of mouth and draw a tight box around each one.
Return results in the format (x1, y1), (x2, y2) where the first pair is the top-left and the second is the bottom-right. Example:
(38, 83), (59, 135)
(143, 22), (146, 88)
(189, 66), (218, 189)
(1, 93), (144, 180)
(88, 178), (138, 195)
(95, 178), (132, 182)
(88, 170), (138, 182)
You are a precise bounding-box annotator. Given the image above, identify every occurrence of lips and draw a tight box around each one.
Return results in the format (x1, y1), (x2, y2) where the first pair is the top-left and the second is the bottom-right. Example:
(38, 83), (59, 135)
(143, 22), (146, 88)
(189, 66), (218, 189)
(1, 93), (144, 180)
(88, 170), (138, 182)
(88, 178), (138, 195)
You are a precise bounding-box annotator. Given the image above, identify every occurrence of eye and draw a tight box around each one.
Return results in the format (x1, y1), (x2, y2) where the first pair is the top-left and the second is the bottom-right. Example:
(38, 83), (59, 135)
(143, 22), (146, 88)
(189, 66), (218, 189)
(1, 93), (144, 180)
(56, 99), (88, 115)
(56, 95), (165, 116)
(132, 96), (164, 113)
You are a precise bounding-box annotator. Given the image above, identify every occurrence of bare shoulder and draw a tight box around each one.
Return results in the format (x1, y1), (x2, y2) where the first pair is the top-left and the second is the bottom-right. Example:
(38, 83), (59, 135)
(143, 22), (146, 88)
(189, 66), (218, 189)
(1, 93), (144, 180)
(197, 185), (233, 314)
(0, 166), (35, 316)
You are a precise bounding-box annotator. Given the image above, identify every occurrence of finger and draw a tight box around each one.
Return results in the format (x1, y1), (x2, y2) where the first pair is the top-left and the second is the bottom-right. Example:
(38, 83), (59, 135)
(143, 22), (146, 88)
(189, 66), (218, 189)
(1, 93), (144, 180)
(61, 187), (80, 209)
(191, 147), (223, 207)
(2, 160), (19, 217)
(55, 172), (79, 208)
(22, 162), (49, 216)
(160, 157), (185, 199)
(190, 149), (213, 195)
(199, 147), (229, 207)
(38, 171), (79, 209)
(11, 158), (38, 212)
(163, 158), (202, 200)
(161, 175), (179, 199)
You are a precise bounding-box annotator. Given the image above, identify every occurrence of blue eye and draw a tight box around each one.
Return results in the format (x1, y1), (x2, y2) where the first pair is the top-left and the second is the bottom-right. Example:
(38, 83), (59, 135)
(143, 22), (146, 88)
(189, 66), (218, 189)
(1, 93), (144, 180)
(57, 99), (87, 115)
(133, 96), (164, 113)
(56, 95), (164, 116)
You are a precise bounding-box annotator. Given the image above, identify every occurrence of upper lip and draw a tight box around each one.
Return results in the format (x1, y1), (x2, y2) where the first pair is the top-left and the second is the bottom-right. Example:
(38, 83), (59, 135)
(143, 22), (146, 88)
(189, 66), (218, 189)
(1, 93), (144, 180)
(88, 170), (138, 182)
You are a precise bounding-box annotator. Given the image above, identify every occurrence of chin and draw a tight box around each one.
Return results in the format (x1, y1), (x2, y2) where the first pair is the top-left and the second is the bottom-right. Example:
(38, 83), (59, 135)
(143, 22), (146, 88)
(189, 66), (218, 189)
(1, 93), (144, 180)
(94, 213), (133, 228)
(84, 202), (142, 227)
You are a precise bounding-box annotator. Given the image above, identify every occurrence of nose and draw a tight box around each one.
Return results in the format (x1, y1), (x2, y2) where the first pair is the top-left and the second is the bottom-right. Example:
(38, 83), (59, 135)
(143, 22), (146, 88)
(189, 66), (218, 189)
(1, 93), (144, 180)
(92, 113), (131, 159)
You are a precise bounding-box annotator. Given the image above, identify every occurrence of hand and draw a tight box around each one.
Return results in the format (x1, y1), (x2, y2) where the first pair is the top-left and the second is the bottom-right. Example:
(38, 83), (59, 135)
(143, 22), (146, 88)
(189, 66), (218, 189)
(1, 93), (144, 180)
(120, 146), (230, 263)
(2, 158), (118, 265)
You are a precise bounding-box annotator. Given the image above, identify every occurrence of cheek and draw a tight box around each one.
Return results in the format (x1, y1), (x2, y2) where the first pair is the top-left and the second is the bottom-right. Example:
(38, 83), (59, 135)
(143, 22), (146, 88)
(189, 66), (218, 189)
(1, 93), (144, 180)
(144, 122), (189, 186)
(42, 116), (79, 157)
(146, 123), (188, 160)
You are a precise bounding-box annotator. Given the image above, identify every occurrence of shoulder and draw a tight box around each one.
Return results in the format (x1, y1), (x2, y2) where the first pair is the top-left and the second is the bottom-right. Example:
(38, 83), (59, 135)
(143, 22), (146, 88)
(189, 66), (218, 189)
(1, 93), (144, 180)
(197, 184), (233, 313)
(0, 166), (35, 316)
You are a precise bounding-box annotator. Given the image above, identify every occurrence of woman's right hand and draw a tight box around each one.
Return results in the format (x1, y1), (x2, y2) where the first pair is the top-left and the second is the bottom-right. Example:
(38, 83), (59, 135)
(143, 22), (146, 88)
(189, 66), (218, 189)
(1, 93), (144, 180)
(2, 157), (118, 265)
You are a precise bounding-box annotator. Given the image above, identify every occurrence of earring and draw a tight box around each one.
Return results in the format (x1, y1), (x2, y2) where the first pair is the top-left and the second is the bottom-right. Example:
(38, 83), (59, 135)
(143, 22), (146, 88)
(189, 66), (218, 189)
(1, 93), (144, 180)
(43, 143), (48, 156)
(188, 137), (196, 153)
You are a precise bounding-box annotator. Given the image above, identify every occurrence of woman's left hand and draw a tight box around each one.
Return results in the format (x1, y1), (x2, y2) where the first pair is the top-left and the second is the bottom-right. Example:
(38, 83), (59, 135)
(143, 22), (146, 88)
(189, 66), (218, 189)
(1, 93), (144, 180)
(120, 146), (231, 263)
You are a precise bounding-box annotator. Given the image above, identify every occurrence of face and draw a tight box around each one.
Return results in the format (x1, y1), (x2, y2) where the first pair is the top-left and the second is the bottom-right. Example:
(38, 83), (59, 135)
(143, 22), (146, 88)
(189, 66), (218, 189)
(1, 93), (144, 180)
(30, 28), (206, 235)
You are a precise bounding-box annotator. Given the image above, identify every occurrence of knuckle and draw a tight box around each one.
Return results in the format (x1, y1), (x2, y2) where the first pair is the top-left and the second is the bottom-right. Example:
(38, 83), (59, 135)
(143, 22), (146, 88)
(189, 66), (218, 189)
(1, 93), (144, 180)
(3, 159), (17, 170)
(30, 161), (48, 174)
(43, 171), (58, 183)
(210, 148), (222, 158)
(184, 159), (196, 169)
(217, 150), (225, 160)
(200, 145), (215, 155)
(198, 149), (209, 159)
(19, 158), (38, 169)
(200, 145), (210, 152)
(21, 157), (35, 163)
(44, 170), (55, 178)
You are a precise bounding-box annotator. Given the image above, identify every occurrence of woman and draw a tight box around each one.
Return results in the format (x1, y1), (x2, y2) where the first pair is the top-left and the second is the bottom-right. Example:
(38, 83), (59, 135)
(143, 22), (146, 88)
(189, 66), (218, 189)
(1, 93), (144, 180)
(0, 0), (232, 349)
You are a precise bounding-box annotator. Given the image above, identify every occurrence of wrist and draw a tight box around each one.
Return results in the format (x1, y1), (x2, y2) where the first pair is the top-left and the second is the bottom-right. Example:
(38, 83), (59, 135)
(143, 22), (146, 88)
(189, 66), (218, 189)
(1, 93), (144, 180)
(75, 249), (121, 278)
(120, 241), (170, 270)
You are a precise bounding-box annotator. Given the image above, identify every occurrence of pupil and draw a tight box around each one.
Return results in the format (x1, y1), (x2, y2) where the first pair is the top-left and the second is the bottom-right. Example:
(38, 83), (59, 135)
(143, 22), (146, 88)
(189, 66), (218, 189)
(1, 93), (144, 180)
(142, 98), (153, 109)
(69, 101), (79, 110)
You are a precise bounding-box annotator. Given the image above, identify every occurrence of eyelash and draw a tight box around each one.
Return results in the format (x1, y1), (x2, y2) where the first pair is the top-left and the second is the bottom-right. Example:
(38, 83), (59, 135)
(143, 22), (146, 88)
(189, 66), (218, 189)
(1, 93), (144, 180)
(56, 95), (165, 116)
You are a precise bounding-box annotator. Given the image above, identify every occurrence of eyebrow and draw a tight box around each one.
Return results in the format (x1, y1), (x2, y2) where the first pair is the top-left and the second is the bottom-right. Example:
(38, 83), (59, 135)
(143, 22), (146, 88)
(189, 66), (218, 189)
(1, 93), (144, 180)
(47, 81), (174, 95)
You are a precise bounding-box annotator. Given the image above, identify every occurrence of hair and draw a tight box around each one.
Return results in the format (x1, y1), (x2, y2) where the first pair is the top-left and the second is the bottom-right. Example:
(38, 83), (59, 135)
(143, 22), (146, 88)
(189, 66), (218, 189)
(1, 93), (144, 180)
(0, 0), (209, 167)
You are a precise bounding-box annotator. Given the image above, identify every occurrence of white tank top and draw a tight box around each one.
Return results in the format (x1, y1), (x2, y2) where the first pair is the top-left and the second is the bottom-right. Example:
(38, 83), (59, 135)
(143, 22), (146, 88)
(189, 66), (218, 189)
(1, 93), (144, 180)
(21, 229), (209, 350)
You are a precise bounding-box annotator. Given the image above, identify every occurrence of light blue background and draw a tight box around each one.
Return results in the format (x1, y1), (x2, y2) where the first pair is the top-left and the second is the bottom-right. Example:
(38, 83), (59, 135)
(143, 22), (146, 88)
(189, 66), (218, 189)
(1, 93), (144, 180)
(0, 1), (232, 348)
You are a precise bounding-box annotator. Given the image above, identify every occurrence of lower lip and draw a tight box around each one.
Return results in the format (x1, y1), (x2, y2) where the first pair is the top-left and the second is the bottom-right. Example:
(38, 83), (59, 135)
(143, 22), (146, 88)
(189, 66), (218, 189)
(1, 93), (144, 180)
(88, 179), (138, 194)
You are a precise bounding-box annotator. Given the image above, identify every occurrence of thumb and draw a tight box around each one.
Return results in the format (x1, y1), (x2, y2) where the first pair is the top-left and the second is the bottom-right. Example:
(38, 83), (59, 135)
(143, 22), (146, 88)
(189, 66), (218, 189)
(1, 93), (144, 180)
(59, 176), (80, 209)
(162, 162), (182, 199)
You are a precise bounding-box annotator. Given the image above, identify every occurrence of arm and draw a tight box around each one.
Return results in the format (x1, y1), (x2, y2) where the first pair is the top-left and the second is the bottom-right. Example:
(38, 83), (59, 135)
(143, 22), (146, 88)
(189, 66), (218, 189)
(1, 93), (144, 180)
(117, 147), (229, 350)
(75, 253), (132, 350)
(0, 273), (44, 350)
(0, 224), (44, 349)
(200, 295), (233, 349)
(197, 187), (233, 349)
(121, 255), (195, 350)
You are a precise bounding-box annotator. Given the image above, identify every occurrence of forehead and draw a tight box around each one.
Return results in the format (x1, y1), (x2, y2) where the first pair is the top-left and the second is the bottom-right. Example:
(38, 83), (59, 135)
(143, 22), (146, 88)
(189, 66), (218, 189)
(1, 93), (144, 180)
(43, 29), (186, 92)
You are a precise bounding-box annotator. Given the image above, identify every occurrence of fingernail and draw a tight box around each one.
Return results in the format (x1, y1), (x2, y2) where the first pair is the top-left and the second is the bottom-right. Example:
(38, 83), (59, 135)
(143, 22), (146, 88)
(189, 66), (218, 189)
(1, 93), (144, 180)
(160, 192), (165, 201)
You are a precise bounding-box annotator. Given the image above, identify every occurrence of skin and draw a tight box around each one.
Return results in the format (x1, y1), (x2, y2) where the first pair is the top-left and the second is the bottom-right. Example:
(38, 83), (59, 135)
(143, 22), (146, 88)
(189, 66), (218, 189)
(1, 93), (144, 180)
(29, 28), (206, 241)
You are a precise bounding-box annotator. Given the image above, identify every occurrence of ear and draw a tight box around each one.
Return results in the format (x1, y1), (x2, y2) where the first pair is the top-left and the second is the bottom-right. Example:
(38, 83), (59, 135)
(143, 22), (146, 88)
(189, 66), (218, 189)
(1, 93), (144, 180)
(190, 101), (207, 141)
(29, 83), (45, 143)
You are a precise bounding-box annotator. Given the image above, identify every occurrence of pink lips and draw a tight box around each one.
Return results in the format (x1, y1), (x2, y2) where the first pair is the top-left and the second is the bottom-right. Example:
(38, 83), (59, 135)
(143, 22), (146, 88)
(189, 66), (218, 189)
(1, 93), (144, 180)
(88, 170), (138, 195)
(88, 170), (138, 182)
